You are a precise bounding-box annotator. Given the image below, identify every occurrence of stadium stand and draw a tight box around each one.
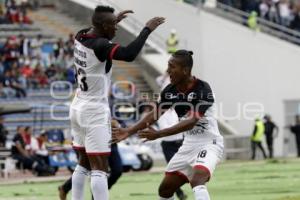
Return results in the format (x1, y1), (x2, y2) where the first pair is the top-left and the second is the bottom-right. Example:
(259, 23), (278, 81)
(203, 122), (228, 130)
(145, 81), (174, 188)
(0, 2), (156, 172)
(185, 0), (300, 32)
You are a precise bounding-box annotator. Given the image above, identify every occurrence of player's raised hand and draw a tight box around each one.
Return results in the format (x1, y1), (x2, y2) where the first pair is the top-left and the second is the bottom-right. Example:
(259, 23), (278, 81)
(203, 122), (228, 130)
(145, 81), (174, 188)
(138, 126), (159, 142)
(116, 10), (134, 23)
(111, 127), (130, 144)
(146, 17), (165, 31)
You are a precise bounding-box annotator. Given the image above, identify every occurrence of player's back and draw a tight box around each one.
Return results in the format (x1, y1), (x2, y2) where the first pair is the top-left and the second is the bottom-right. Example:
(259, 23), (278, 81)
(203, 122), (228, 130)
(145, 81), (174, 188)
(71, 29), (113, 113)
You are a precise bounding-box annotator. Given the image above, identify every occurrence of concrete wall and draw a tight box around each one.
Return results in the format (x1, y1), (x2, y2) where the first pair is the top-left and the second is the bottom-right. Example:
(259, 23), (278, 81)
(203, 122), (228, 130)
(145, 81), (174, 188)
(53, 0), (300, 157)
(197, 11), (300, 157)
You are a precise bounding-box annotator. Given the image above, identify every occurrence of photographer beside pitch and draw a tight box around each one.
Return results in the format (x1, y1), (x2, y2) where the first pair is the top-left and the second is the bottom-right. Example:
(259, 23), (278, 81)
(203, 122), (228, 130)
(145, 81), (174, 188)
(112, 50), (224, 200)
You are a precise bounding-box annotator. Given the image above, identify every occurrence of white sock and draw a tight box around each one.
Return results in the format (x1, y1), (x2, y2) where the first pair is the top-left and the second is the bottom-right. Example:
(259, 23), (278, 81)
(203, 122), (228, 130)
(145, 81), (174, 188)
(90, 170), (109, 200)
(71, 165), (89, 200)
(193, 185), (210, 200)
(158, 196), (175, 200)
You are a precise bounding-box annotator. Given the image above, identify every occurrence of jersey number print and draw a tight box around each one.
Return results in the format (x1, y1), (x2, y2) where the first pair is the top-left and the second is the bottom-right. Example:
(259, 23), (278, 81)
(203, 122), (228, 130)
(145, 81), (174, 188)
(75, 68), (88, 91)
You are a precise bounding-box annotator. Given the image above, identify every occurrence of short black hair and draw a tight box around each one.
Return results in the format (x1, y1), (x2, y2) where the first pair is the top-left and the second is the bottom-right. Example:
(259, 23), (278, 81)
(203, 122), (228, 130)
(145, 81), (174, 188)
(172, 50), (193, 69)
(92, 5), (115, 27)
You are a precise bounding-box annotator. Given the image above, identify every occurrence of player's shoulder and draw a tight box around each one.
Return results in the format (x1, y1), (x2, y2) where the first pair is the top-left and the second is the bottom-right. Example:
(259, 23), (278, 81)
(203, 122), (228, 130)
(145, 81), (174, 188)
(75, 28), (90, 40)
(75, 28), (110, 44)
(161, 83), (176, 94)
(194, 78), (212, 93)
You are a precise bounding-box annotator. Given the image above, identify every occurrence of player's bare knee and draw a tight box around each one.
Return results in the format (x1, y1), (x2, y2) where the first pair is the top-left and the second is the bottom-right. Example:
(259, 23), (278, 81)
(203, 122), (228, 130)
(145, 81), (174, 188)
(190, 170), (210, 187)
(77, 150), (91, 170)
(88, 155), (109, 172)
(158, 182), (175, 197)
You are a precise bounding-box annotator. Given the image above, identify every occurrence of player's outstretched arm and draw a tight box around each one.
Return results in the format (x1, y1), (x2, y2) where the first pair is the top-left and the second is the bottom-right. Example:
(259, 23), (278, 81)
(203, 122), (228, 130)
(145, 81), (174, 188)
(112, 17), (165, 62)
(139, 116), (199, 141)
(111, 110), (158, 143)
(116, 10), (134, 23)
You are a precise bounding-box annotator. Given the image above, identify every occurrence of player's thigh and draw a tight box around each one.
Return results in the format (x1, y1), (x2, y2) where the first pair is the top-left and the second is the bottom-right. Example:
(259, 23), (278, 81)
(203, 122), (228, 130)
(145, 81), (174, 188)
(75, 149), (90, 170)
(165, 145), (193, 181)
(191, 144), (223, 186)
(85, 114), (111, 172)
(70, 109), (85, 149)
(85, 123), (111, 153)
(159, 173), (187, 195)
(88, 155), (109, 172)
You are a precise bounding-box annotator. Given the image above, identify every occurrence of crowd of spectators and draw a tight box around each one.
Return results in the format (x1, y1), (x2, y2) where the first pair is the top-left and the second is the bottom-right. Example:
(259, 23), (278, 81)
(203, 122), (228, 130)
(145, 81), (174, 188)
(0, 33), (76, 98)
(219, 0), (300, 31)
(0, 0), (34, 25)
(11, 125), (55, 176)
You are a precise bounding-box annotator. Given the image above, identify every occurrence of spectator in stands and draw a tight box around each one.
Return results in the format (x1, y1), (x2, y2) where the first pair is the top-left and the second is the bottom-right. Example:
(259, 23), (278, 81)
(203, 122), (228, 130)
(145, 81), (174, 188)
(9, 68), (26, 97)
(62, 53), (74, 69)
(66, 66), (75, 84)
(18, 5), (31, 24)
(0, 72), (16, 97)
(263, 114), (278, 158)
(19, 34), (31, 57)
(11, 126), (55, 176)
(267, 0), (280, 24)
(30, 34), (43, 58)
(32, 64), (48, 88)
(166, 29), (179, 54)
(53, 38), (65, 59)
(0, 3), (9, 24)
(289, 115), (300, 157)
(290, 5), (300, 31)
(20, 59), (33, 78)
(2, 36), (20, 64)
(2, 70), (20, 97)
(65, 33), (74, 55)
(6, 0), (18, 23)
(251, 117), (267, 160)
(0, 55), (4, 74)
(278, 0), (292, 26)
(217, 0), (300, 32)
(0, 116), (8, 147)
(45, 63), (57, 81)
(259, 0), (270, 19)
(24, 126), (51, 166)
(30, 132), (50, 165)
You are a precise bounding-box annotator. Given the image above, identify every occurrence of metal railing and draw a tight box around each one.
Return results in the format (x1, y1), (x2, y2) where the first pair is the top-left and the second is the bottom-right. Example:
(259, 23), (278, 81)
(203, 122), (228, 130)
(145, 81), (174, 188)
(89, 0), (300, 52)
(204, 2), (300, 45)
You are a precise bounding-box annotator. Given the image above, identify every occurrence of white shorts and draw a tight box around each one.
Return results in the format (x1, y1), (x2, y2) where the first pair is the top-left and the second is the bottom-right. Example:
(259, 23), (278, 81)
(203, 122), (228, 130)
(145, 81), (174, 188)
(165, 140), (223, 182)
(70, 108), (111, 155)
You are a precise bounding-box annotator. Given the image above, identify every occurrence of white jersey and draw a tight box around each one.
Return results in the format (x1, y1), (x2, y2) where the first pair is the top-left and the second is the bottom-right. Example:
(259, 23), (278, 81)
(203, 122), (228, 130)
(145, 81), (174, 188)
(181, 104), (223, 145)
(70, 28), (119, 113)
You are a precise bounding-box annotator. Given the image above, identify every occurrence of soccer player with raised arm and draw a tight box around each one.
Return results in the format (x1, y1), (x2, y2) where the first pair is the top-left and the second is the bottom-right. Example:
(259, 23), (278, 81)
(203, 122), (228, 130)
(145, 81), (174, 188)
(70, 5), (164, 200)
(112, 50), (224, 200)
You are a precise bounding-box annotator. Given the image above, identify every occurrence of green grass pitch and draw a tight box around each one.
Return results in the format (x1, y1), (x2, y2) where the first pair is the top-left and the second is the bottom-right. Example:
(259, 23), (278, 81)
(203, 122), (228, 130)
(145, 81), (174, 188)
(0, 159), (299, 200)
